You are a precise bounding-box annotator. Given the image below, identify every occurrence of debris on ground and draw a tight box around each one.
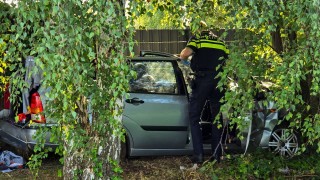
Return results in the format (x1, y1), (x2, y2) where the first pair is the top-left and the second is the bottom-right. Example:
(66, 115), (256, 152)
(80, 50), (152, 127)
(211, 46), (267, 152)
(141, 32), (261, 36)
(0, 150), (25, 173)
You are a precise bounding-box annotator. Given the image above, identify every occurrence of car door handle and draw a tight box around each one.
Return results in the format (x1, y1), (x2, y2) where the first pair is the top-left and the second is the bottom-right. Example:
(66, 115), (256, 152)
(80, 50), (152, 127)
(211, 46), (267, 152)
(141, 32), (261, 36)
(125, 98), (144, 104)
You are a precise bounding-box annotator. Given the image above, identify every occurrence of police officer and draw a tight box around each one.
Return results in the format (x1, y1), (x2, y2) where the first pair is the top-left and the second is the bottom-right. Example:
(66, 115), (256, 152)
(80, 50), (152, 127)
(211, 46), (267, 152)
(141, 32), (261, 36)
(179, 21), (229, 164)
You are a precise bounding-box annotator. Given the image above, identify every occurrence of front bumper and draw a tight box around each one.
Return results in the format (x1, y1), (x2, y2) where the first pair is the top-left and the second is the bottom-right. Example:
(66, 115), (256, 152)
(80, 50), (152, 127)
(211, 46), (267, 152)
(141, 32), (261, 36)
(0, 119), (58, 151)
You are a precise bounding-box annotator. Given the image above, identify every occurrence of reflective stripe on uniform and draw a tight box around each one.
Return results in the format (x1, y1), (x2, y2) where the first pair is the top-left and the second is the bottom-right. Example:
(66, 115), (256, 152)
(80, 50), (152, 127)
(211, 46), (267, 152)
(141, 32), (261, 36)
(187, 39), (229, 54)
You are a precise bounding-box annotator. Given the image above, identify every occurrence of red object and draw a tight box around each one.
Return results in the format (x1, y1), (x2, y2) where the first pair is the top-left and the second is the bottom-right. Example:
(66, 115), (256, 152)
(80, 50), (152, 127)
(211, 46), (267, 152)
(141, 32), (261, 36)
(30, 92), (46, 123)
(3, 84), (10, 109)
(30, 92), (43, 114)
(17, 113), (26, 122)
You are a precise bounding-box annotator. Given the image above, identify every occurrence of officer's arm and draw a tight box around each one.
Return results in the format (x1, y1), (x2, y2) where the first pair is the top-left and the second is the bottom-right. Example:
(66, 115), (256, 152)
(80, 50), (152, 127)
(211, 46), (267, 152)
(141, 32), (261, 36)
(180, 47), (193, 60)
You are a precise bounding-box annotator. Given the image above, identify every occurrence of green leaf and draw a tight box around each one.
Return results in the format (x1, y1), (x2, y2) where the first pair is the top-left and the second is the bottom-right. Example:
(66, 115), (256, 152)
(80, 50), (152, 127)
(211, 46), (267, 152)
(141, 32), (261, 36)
(53, 6), (59, 15)
(71, 111), (77, 118)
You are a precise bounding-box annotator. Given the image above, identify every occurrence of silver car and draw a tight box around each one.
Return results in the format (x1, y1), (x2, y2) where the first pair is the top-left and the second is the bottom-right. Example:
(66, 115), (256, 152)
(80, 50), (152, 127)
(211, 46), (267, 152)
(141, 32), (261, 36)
(0, 51), (301, 158)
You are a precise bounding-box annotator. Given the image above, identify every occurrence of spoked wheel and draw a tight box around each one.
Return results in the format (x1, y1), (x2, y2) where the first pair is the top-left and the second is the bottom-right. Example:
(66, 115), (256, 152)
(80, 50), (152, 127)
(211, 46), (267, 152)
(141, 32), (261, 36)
(268, 127), (300, 157)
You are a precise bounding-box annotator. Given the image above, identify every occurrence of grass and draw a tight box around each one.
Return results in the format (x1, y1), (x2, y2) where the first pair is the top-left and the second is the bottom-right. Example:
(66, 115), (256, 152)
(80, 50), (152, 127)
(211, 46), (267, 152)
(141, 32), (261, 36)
(0, 150), (319, 179)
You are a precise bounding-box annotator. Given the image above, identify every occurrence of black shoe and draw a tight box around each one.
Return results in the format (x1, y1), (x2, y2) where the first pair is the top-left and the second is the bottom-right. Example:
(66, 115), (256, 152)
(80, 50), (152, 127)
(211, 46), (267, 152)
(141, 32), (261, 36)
(190, 154), (204, 164)
(209, 154), (221, 163)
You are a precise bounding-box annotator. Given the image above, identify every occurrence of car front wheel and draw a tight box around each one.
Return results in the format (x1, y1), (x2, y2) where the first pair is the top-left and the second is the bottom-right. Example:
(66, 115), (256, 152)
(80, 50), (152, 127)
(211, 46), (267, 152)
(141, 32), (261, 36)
(268, 127), (300, 157)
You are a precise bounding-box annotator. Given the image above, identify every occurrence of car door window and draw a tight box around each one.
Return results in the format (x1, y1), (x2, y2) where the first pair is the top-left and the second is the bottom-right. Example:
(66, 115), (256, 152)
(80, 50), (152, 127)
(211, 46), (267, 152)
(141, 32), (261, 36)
(130, 61), (177, 94)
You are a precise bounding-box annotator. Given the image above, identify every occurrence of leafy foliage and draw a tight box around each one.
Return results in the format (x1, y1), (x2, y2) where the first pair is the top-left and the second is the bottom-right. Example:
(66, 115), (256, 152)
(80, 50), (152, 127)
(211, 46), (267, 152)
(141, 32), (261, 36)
(134, 11), (179, 29)
(1, 0), (137, 178)
(200, 150), (320, 179)
(0, 2), (12, 91)
(216, 0), (320, 153)
(135, 0), (228, 31)
(1, 0), (320, 179)
(138, 0), (320, 153)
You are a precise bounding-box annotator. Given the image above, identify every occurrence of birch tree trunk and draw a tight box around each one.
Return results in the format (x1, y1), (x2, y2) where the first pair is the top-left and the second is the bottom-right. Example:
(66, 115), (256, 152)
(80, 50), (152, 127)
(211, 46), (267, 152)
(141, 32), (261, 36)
(63, 96), (124, 179)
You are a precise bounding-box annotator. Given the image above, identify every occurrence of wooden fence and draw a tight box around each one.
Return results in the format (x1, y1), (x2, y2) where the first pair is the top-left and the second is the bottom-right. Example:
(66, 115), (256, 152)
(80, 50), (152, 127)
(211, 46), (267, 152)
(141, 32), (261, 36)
(132, 29), (237, 55)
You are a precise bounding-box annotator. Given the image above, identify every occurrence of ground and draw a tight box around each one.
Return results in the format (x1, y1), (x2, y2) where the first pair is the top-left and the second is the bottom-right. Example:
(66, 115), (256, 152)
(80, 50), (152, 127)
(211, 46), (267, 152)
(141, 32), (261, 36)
(0, 142), (319, 179)
(0, 154), (215, 180)
(0, 153), (319, 179)
(121, 156), (214, 180)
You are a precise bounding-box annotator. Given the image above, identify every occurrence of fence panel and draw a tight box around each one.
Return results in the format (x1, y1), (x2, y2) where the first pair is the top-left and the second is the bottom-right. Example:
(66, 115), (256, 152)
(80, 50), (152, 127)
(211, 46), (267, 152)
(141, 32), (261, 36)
(132, 29), (237, 56)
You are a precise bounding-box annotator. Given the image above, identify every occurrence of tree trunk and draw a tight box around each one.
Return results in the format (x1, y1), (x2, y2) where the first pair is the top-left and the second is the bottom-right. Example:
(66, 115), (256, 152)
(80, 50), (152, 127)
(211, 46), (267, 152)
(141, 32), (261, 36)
(61, 1), (127, 178)
(63, 131), (121, 180)
(271, 25), (283, 54)
(63, 96), (123, 179)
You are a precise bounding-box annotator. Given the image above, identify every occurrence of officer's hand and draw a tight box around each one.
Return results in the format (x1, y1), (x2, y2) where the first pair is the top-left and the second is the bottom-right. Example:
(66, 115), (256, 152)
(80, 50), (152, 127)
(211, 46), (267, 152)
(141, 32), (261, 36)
(178, 58), (190, 66)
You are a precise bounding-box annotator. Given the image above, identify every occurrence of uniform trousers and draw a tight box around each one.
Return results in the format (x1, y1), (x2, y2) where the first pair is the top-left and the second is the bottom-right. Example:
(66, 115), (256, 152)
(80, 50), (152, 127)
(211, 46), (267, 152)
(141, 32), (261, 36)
(189, 71), (223, 158)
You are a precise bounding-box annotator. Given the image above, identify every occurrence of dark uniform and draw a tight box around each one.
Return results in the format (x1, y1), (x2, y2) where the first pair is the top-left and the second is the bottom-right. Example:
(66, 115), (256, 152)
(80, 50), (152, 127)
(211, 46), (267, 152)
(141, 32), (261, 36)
(186, 30), (229, 163)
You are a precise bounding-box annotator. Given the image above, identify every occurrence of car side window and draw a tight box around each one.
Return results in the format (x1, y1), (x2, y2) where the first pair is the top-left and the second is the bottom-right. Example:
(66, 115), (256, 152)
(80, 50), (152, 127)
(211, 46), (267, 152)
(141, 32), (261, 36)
(130, 61), (177, 94)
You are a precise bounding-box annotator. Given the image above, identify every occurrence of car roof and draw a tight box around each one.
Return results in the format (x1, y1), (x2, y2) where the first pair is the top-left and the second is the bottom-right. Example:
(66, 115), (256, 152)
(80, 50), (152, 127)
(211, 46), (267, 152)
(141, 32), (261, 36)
(129, 56), (178, 61)
(129, 51), (179, 62)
